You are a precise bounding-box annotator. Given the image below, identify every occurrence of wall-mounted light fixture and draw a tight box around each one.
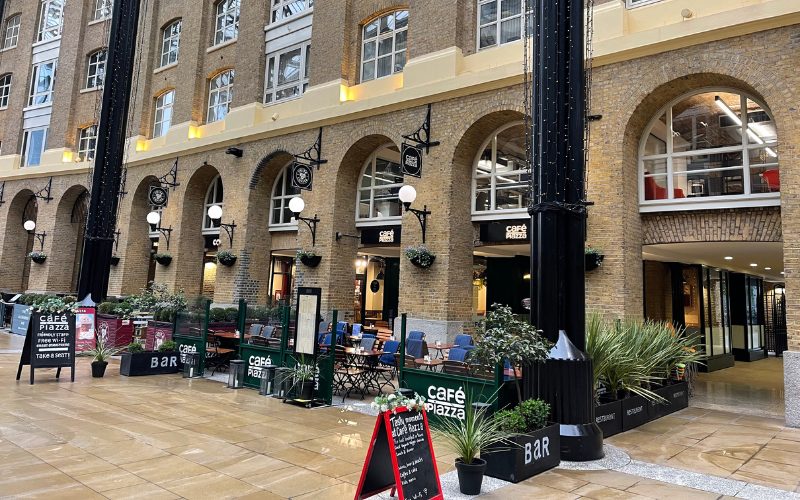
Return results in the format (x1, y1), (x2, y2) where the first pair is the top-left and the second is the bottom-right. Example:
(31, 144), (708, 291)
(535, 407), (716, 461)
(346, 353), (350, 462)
(225, 147), (243, 158)
(398, 185), (431, 244)
(147, 211), (173, 249)
(207, 204), (237, 247)
(24, 220), (47, 251)
(289, 197), (320, 247)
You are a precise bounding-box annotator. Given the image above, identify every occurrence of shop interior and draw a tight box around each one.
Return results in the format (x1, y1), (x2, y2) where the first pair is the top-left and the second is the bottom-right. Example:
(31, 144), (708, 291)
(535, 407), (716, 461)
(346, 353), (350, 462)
(473, 243), (531, 319)
(353, 248), (399, 326)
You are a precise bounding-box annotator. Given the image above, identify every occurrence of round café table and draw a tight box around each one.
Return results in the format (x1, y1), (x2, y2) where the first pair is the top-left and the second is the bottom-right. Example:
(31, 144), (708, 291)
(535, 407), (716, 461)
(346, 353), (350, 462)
(415, 358), (443, 371)
(427, 342), (455, 359)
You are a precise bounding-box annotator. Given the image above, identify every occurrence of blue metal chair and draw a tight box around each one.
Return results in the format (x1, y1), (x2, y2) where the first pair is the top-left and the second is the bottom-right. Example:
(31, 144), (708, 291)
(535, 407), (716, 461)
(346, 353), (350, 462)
(320, 333), (333, 348)
(406, 339), (428, 359)
(408, 331), (425, 342)
(352, 323), (363, 336)
(362, 333), (376, 341)
(379, 340), (400, 366)
(336, 321), (349, 335)
(447, 347), (469, 362)
(454, 334), (474, 349)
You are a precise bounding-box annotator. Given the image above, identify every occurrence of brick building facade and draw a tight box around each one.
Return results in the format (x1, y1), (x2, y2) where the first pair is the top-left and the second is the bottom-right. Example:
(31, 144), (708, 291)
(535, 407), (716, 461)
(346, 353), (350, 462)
(0, 0), (798, 424)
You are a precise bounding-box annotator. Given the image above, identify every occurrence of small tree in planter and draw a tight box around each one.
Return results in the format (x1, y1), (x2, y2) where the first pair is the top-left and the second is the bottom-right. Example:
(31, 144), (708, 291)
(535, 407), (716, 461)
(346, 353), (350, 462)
(471, 304), (552, 402)
(585, 246), (604, 271)
(29, 251), (47, 264)
(484, 400), (560, 483)
(216, 250), (237, 267)
(154, 253), (172, 266)
(405, 245), (435, 268)
(287, 357), (316, 401)
(434, 400), (512, 495)
(80, 335), (123, 378)
(297, 249), (321, 267)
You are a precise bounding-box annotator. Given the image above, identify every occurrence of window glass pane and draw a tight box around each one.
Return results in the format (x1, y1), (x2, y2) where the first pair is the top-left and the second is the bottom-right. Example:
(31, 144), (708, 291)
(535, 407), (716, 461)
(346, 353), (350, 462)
(674, 170), (744, 198)
(479, 25), (497, 49)
(362, 62), (375, 82)
(643, 175), (669, 200)
(750, 147), (779, 193)
(276, 86), (300, 100)
(746, 98), (776, 144)
(643, 158), (667, 175)
(278, 48), (301, 85)
(378, 37), (393, 57)
(500, 0), (521, 18)
(495, 186), (526, 210)
(363, 41), (376, 61)
(266, 57), (275, 89)
(395, 30), (407, 51)
(373, 187), (401, 217)
(364, 20), (379, 40)
(672, 92), (741, 153)
(395, 11), (408, 29)
(377, 56), (392, 78)
(394, 52), (406, 73)
(380, 13), (394, 34)
(499, 17), (521, 44)
(480, 2), (497, 24)
(644, 113), (667, 155)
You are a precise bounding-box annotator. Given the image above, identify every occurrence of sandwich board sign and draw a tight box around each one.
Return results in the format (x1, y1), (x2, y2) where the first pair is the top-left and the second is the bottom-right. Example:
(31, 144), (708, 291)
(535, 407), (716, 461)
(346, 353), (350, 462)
(16, 311), (76, 384)
(355, 407), (443, 500)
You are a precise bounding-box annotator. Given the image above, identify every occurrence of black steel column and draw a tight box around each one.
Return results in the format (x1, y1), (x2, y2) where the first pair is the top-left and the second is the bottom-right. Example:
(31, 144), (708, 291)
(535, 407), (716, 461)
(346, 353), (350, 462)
(526, 0), (604, 461)
(77, 0), (141, 302)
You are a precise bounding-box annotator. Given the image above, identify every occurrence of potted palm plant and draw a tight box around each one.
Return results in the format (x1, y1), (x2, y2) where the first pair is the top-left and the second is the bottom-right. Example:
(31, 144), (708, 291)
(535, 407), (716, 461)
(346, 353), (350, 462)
(433, 400), (511, 495)
(287, 357), (316, 400)
(81, 335), (122, 378)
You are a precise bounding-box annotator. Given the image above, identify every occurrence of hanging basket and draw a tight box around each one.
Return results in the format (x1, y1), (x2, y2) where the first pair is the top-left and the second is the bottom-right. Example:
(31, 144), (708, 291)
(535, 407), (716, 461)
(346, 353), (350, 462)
(300, 255), (321, 268)
(155, 254), (173, 266)
(217, 254), (237, 267)
(585, 253), (604, 271)
(409, 255), (435, 269)
(31, 254), (47, 264)
(110, 256), (121, 266)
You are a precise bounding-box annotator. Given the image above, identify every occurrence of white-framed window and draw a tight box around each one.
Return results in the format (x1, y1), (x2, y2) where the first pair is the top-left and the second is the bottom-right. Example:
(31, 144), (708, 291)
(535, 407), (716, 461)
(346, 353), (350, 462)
(3, 14), (20, 49)
(477, 0), (531, 50)
(203, 175), (224, 234)
(85, 49), (107, 89)
(207, 69), (234, 123)
(0, 74), (11, 108)
(21, 127), (48, 167)
(264, 43), (310, 104)
(357, 144), (404, 223)
(213, 0), (240, 46)
(639, 89), (780, 210)
(269, 162), (301, 227)
(153, 90), (174, 138)
(271, 0), (313, 24)
(37, 0), (65, 42)
(361, 10), (408, 83)
(77, 125), (98, 162)
(93, 0), (112, 20)
(472, 122), (529, 216)
(626, 0), (663, 8)
(160, 20), (181, 67)
(28, 60), (57, 106)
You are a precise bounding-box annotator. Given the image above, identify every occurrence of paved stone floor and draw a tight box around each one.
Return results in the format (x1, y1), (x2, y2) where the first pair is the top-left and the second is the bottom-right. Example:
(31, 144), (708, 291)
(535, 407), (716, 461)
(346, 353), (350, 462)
(1, 331), (799, 499)
(692, 357), (785, 419)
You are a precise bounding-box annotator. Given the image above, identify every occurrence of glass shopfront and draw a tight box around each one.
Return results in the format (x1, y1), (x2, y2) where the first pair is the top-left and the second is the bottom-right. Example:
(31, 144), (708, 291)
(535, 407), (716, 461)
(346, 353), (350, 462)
(353, 226), (401, 326)
(269, 254), (295, 304)
(700, 267), (732, 359)
(473, 219), (531, 319)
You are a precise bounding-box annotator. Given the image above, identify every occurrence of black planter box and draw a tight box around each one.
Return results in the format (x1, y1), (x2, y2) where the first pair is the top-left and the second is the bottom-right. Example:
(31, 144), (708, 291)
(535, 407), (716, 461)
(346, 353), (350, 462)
(621, 394), (652, 431)
(594, 399), (623, 438)
(585, 253), (604, 271)
(484, 423), (560, 483)
(651, 381), (689, 418)
(120, 351), (180, 376)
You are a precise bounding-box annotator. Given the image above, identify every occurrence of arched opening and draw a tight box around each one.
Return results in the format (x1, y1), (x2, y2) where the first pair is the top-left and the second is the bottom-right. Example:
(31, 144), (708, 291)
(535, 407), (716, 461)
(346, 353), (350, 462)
(119, 175), (161, 295)
(70, 190), (90, 292)
(49, 185), (90, 294)
(0, 190), (37, 292)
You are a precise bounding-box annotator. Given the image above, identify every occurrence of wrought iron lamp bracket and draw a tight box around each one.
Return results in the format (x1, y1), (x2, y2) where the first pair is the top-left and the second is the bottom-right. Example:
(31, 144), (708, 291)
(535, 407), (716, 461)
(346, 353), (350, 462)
(402, 103), (440, 154)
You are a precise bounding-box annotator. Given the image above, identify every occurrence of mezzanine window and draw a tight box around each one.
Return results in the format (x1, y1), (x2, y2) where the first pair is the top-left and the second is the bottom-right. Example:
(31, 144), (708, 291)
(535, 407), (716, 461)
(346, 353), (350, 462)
(357, 144), (404, 223)
(37, 0), (64, 42)
(160, 20), (181, 67)
(86, 49), (107, 89)
(270, 163), (301, 227)
(477, 0), (531, 50)
(207, 69), (234, 122)
(472, 122), (529, 216)
(203, 175), (224, 234)
(0, 74), (11, 108)
(264, 43), (309, 104)
(361, 10), (408, 83)
(22, 127), (47, 167)
(271, 0), (313, 24)
(29, 60), (57, 106)
(153, 90), (174, 138)
(213, 0), (240, 46)
(3, 14), (20, 49)
(93, 0), (112, 21)
(77, 125), (98, 162)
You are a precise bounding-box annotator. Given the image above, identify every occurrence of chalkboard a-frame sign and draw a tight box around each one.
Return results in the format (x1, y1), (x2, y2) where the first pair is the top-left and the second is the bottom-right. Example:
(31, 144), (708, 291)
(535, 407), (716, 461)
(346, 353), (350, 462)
(354, 407), (443, 500)
(16, 311), (76, 385)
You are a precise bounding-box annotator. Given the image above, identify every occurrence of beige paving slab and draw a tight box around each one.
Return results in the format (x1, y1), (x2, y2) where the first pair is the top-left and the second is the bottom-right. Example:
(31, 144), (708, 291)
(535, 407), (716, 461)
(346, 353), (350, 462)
(556, 469), (648, 490)
(241, 466), (342, 498)
(625, 479), (721, 499)
(665, 449), (745, 477)
(161, 471), (263, 499)
(81, 439), (168, 465)
(483, 482), (579, 499)
(527, 469), (590, 492)
(293, 481), (358, 499)
(212, 451), (294, 478)
(44, 452), (119, 476)
(73, 467), (149, 492)
(572, 482), (651, 499)
(120, 454), (214, 484)
(101, 481), (182, 500)
(730, 458), (800, 491)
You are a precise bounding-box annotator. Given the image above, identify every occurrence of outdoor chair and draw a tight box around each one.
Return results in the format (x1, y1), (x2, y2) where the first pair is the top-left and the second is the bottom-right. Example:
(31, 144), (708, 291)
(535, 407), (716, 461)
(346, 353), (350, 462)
(360, 337), (376, 352)
(336, 321), (349, 335)
(378, 340), (400, 370)
(352, 323), (363, 336)
(406, 338), (428, 359)
(248, 323), (264, 337)
(333, 345), (366, 402)
(443, 360), (470, 376)
(319, 333), (333, 353)
(408, 331), (425, 342)
(447, 347), (469, 362)
(206, 336), (235, 375)
(454, 334), (474, 351)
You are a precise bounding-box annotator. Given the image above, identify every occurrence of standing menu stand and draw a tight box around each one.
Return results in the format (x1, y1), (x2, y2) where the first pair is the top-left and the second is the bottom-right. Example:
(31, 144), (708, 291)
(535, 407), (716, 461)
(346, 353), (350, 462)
(355, 407), (443, 500)
(285, 287), (324, 408)
(16, 311), (76, 384)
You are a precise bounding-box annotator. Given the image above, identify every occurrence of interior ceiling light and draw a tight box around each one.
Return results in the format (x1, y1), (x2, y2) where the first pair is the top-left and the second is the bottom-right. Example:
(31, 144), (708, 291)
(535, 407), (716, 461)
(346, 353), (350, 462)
(750, 263), (758, 267)
(765, 267), (772, 270)
(715, 96), (777, 157)
(724, 256), (733, 260)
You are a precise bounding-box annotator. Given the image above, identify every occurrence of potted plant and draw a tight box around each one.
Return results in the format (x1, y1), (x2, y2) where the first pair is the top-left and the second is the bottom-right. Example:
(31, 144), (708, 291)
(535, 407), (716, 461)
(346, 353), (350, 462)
(434, 400), (512, 495)
(216, 250), (237, 267)
(484, 400), (560, 483)
(405, 245), (436, 268)
(287, 357), (316, 400)
(470, 304), (552, 402)
(81, 335), (122, 378)
(120, 339), (180, 376)
(296, 249), (321, 268)
(585, 246), (604, 271)
(29, 251), (47, 264)
(110, 255), (120, 266)
(96, 301), (135, 349)
(154, 252), (172, 266)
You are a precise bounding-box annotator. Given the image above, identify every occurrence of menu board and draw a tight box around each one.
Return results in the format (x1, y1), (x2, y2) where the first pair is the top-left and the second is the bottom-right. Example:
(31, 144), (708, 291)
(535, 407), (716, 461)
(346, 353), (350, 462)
(294, 287), (321, 356)
(75, 307), (96, 353)
(355, 408), (442, 500)
(16, 312), (76, 384)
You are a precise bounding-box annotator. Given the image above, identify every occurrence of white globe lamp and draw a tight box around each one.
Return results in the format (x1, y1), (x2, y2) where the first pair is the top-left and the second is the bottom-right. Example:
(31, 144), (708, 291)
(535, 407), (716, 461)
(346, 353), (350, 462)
(398, 185), (417, 208)
(289, 196), (305, 215)
(146, 211), (161, 225)
(23, 220), (36, 232)
(207, 204), (223, 220)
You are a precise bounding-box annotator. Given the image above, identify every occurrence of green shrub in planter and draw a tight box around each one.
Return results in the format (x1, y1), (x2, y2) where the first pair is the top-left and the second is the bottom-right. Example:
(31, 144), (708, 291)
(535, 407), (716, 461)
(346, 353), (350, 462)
(209, 308), (227, 322)
(158, 340), (177, 352)
(97, 302), (117, 315)
(224, 307), (239, 322)
(127, 341), (145, 353)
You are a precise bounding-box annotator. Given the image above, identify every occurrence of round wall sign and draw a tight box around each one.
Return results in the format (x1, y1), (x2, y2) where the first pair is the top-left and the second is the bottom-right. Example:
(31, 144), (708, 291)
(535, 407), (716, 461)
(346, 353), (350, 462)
(292, 163), (314, 191)
(401, 143), (423, 178)
(370, 280), (381, 293)
(148, 185), (169, 207)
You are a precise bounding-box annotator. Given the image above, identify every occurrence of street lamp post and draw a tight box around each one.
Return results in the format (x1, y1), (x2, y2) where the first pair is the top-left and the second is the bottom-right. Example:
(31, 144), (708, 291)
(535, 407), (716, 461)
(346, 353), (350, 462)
(398, 185), (431, 244)
(207, 205), (237, 248)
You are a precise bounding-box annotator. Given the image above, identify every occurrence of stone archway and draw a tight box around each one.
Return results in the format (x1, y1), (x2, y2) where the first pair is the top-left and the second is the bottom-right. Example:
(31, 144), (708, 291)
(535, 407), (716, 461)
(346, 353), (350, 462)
(117, 175), (161, 295)
(0, 190), (37, 292)
(46, 185), (90, 294)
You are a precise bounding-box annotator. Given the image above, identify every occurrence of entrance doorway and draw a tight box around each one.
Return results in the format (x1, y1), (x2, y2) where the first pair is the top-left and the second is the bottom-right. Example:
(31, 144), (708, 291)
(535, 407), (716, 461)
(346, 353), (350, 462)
(473, 243), (530, 320)
(354, 253), (399, 326)
(269, 251), (296, 305)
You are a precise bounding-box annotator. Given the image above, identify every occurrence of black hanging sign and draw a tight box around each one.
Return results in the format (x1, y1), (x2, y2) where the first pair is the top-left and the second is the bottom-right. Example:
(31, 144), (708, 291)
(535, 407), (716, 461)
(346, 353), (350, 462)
(16, 311), (76, 384)
(401, 143), (423, 178)
(148, 185), (169, 207)
(360, 226), (401, 246)
(291, 162), (314, 191)
(479, 220), (531, 243)
(355, 408), (443, 500)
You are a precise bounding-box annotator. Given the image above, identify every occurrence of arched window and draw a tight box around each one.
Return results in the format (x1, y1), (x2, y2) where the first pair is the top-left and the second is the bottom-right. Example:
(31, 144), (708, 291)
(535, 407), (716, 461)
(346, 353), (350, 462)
(361, 10), (408, 82)
(207, 69), (234, 123)
(85, 49), (107, 89)
(203, 175), (224, 234)
(269, 162), (301, 228)
(160, 19), (181, 67)
(3, 14), (20, 49)
(640, 89), (779, 209)
(213, 0), (240, 46)
(0, 73), (11, 109)
(77, 125), (97, 162)
(471, 122), (529, 216)
(357, 144), (403, 224)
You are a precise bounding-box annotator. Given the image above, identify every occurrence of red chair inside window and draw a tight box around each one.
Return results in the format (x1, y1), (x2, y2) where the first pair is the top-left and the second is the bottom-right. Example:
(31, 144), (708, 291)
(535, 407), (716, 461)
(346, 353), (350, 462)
(644, 174), (685, 200)
(761, 169), (780, 192)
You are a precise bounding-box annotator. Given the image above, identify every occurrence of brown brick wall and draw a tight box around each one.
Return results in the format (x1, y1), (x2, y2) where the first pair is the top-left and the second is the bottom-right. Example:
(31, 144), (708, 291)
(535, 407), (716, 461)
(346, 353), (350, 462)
(642, 208), (782, 245)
